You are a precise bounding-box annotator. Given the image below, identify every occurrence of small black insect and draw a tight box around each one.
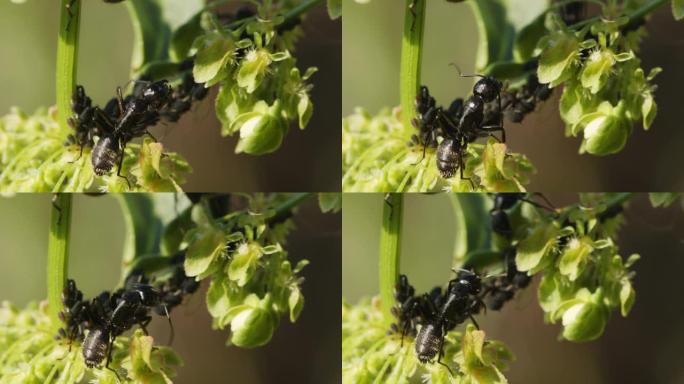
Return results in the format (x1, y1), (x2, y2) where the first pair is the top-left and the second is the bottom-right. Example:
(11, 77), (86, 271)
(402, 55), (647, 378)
(414, 269), (483, 373)
(81, 281), (171, 375)
(391, 271), (484, 374)
(56, 279), (90, 344)
(499, 74), (552, 123)
(480, 248), (531, 311)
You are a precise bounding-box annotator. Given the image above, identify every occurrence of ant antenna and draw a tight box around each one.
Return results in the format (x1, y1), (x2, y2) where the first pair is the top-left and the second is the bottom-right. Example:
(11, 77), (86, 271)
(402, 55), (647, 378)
(448, 63), (486, 79)
(161, 305), (175, 346)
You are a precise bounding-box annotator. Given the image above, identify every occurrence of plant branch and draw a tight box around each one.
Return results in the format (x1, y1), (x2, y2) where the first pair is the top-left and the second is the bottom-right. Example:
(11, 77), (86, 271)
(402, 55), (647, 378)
(223, 0), (325, 32)
(269, 193), (314, 224)
(379, 194), (403, 326)
(400, 0), (426, 129)
(47, 194), (73, 331)
(56, 0), (81, 132)
(570, 0), (669, 30)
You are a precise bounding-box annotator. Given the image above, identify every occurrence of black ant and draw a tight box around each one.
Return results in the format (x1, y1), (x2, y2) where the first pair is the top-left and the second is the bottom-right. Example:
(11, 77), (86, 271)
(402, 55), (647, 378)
(391, 270), (484, 375)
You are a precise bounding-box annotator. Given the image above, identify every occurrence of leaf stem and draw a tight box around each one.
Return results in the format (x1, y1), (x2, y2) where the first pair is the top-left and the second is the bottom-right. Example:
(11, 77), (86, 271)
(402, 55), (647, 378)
(269, 193), (314, 224)
(223, 0), (325, 32)
(379, 194), (404, 326)
(400, 0), (426, 129)
(570, 0), (669, 30)
(56, 0), (81, 131)
(47, 194), (73, 331)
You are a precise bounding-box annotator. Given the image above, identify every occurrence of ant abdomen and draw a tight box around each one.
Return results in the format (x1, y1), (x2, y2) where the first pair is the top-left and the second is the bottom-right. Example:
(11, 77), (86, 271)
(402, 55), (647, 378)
(414, 322), (441, 363)
(436, 139), (461, 178)
(91, 136), (120, 176)
(82, 327), (109, 368)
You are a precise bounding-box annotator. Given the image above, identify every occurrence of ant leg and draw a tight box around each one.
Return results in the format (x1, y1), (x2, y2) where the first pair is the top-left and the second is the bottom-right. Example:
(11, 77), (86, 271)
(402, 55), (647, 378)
(160, 305), (175, 346)
(436, 333), (454, 376)
(115, 149), (132, 190)
(459, 154), (475, 191)
(413, 128), (434, 165)
(116, 87), (125, 116)
(104, 339), (123, 383)
(145, 130), (158, 142)
(468, 315), (480, 330)
(479, 125), (506, 143)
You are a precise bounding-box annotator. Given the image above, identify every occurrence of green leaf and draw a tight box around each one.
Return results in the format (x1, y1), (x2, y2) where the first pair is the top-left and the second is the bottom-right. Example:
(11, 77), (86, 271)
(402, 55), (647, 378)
(170, 12), (204, 61)
(619, 279), (635, 316)
(450, 194), (492, 268)
(648, 193), (681, 208)
(230, 294), (277, 347)
(516, 223), (558, 273)
(561, 290), (608, 342)
(237, 49), (273, 93)
(327, 0), (341, 19)
(468, 0), (550, 71)
(580, 50), (615, 94)
(193, 33), (235, 84)
(673, 0), (684, 20)
(318, 193), (342, 213)
(641, 92), (657, 129)
(514, 11), (547, 62)
(288, 285), (305, 322)
(227, 242), (264, 286)
(537, 32), (579, 85)
(558, 237), (593, 281)
(184, 227), (226, 277)
(125, 0), (204, 76)
(116, 195), (163, 275)
(234, 102), (286, 155)
(297, 92), (314, 129)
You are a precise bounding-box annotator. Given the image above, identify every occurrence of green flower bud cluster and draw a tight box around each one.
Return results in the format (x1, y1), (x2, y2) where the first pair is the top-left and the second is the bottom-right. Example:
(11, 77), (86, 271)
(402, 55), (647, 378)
(342, 107), (535, 192)
(180, 195), (307, 348)
(342, 297), (513, 384)
(500, 194), (639, 342)
(192, 3), (317, 155)
(537, 12), (659, 155)
(0, 107), (190, 192)
(0, 301), (181, 383)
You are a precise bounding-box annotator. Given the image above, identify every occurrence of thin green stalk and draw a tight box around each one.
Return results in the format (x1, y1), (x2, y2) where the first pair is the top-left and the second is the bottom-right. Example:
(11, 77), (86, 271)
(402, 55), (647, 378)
(223, 0), (325, 32)
(379, 194), (403, 326)
(47, 194), (73, 331)
(56, 0), (81, 131)
(571, 0), (669, 30)
(270, 193), (314, 224)
(400, 0), (426, 129)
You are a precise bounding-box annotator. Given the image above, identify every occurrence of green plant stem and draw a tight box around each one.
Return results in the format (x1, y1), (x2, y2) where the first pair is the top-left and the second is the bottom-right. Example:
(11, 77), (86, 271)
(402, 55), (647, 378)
(270, 193), (314, 224)
(223, 0), (325, 32)
(400, 0), (426, 129)
(56, 0), (81, 131)
(379, 194), (403, 326)
(602, 192), (636, 212)
(571, 0), (669, 30)
(47, 194), (73, 332)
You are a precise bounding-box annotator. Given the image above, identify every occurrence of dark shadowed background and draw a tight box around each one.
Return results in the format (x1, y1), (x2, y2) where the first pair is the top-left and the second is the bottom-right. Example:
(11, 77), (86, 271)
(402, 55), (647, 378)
(0, 194), (341, 384)
(343, 0), (684, 191)
(343, 193), (684, 384)
(0, 1), (341, 192)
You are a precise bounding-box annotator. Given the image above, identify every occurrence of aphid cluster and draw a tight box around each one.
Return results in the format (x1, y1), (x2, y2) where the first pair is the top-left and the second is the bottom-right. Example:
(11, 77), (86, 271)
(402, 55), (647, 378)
(390, 270), (484, 373)
(66, 73), (208, 182)
(499, 74), (552, 123)
(412, 72), (505, 182)
(55, 254), (198, 375)
(480, 248), (532, 310)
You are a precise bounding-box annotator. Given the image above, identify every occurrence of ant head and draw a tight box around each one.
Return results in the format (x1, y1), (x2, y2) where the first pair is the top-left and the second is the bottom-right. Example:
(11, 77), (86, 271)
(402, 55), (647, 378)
(473, 77), (502, 103)
(142, 80), (172, 106)
(450, 268), (482, 295)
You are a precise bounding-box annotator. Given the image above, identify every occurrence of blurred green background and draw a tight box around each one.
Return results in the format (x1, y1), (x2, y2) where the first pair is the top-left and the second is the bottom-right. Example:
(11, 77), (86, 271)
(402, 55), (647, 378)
(0, 1), (340, 192)
(343, 193), (684, 383)
(0, 194), (341, 384)
(343, 0), (684, 191)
